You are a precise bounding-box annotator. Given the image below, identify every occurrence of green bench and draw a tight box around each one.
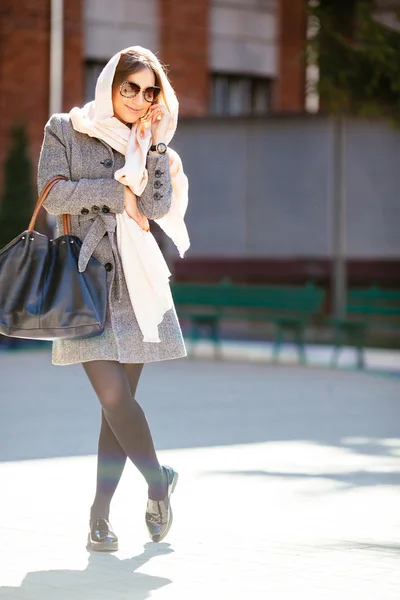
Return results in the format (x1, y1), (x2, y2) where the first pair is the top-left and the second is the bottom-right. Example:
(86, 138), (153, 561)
(329, 286), (400, 368)
(171, 281), (326, 362)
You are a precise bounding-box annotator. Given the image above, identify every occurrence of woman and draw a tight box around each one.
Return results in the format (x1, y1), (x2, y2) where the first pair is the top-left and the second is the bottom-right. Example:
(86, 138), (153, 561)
(37, 46), (190, 552)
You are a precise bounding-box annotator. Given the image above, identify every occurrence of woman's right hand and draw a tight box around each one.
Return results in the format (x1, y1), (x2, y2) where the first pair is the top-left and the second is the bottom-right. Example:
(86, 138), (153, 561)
(124, 186), (149, 230)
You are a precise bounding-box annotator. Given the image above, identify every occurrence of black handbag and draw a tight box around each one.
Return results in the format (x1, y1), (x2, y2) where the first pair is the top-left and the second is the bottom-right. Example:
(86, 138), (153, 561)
(0, 176), (107, 340)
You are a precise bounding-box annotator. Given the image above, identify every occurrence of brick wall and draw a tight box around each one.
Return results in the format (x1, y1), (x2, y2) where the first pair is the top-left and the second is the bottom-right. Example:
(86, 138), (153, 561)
(0, 0), (83, 195)
(274, 0), (308, 112)
(0, 0), (310, 199)
(160, 0), (210, 116)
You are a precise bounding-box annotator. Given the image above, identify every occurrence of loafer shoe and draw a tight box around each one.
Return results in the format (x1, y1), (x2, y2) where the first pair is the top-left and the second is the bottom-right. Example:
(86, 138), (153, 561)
(145, 465), (178, 542)
(87, 518), (118, 552)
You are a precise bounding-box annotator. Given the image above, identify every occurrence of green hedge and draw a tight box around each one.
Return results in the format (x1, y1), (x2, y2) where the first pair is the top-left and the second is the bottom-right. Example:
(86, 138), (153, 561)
(0, 123), (35, 250)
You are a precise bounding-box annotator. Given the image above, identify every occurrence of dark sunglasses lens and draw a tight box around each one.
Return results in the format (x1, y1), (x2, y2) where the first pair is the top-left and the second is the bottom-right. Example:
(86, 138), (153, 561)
(144, 87), (161, 103)
(120, 81), (140, 98)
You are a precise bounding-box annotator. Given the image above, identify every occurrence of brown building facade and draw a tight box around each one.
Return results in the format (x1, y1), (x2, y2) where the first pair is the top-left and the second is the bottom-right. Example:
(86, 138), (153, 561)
(0, 1), (83, 186)
(0, 0), (308, 190)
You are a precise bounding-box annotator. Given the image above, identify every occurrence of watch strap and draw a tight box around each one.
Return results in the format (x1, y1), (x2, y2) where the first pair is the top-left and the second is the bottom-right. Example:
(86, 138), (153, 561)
(150, 142), (167, 154)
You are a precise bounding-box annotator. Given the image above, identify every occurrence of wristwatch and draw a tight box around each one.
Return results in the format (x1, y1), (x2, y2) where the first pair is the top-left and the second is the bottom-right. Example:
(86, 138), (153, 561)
(150, 142), (168, 154)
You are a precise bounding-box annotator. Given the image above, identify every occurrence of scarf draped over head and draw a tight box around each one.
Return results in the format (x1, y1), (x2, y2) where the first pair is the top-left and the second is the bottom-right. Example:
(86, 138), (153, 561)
(69, 46), (190, 343)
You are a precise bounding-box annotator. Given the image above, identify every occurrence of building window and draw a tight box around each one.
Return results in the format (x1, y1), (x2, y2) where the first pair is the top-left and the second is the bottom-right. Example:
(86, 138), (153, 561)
(85, 60), (107, 103)
(211, 74), (271, 116)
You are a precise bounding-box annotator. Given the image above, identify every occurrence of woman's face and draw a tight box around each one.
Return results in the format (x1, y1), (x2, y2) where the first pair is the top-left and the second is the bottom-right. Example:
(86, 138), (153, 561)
(112, 66), (156, 124)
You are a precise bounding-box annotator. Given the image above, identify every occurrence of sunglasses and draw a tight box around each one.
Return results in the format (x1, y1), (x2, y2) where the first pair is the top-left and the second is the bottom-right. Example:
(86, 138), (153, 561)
(119, 81), (161, 104)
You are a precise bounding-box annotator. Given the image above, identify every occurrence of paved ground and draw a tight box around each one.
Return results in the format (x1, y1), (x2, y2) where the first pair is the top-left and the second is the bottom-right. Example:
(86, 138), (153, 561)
(0, 348), (399, 599)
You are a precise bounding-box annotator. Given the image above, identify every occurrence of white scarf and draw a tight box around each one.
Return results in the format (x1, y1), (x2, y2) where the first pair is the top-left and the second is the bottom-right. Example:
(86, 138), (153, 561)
(69, 46), (190, 343)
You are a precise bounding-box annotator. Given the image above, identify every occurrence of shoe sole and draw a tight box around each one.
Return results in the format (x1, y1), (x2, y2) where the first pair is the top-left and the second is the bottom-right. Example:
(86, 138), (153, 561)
(152, 470), (179, 543)
(86, 534), (119, 552)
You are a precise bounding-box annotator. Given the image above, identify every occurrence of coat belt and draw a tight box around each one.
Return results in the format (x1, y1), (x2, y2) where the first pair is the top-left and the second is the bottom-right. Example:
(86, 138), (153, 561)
(77, 213), (124, 301)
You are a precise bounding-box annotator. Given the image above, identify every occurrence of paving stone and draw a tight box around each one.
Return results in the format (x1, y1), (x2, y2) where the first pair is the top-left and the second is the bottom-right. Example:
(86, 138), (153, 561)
(0, 350), (399, 599)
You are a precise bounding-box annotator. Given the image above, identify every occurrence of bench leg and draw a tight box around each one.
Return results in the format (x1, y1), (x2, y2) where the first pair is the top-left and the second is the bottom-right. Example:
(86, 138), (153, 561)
(355, 327), (366, 369)
(331, 325), (366, 369)
(210, 321), (222, 359)
(294, 325), (306, 365)
(188, 318), (221, 359)
(356, 347), (365, 370)
(274, 322), (306, 364)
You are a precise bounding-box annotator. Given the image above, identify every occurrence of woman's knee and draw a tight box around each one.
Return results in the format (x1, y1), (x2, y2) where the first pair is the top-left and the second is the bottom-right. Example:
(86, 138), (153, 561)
(98, 387), (129, 413)
(82, 361), (132, 413)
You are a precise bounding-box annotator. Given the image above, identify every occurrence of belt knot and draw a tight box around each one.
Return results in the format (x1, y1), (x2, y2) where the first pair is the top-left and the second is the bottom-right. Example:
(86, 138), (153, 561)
(77, 213), (124, 301)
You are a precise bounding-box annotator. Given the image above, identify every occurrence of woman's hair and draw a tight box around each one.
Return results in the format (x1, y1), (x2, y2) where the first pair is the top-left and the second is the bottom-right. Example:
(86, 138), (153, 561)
(112, 49), (171, 112)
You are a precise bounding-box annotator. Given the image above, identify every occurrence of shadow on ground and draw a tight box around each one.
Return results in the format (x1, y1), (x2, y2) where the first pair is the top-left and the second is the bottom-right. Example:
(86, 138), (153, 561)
(212, 469), (400, 489)
(0, 351), (399, 462)
(335, 541), (400, 556)
(0, 543), (172, 600)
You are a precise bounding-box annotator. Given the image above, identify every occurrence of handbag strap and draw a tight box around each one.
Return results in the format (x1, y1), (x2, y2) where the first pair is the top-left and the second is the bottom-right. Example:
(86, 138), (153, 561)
(28, 175), (70, 234)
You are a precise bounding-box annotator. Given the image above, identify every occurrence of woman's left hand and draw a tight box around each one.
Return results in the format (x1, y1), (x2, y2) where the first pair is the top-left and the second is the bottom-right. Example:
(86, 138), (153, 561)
(148, 104), (172, 144)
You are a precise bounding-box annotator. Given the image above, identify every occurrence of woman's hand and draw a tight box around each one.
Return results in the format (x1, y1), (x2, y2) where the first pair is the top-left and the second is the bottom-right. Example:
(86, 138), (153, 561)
(124, 186), (149, 231)
(148, 104), (172, 145)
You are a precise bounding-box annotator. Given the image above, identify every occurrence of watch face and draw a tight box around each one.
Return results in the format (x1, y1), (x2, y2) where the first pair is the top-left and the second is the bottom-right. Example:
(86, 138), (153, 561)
(157, 143), (167, 154)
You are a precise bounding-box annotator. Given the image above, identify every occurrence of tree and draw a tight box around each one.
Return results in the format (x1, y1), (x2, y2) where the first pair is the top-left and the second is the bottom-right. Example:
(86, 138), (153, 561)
(307, 1), (400, 318)
(309, 0), (400, 122)
(0, 123), (36, 250)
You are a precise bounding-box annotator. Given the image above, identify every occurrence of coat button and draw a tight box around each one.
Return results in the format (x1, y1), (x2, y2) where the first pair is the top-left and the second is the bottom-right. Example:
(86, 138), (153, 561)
(81, 208), (89, 215)
(104, 262), (113, 271)
(155, 170), (164, 178)
(102, 205), (110, 214)
(91, 205), (100, 213)
(154, 180), (162, 189)
(101, 159), (113, 168)
(153, 192), (163, 201)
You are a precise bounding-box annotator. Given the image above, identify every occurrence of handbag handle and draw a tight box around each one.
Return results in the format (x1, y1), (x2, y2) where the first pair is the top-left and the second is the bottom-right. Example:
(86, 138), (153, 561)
(28, 175), (70, 235)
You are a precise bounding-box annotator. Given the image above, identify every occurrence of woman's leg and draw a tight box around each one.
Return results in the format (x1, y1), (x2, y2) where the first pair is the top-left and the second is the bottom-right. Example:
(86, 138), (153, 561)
(89, 363), (144, 520)
(83, 360), (167, 506)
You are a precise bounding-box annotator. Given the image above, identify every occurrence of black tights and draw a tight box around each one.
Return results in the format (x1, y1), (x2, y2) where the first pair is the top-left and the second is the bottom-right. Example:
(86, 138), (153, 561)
(82, 360), (167, 520)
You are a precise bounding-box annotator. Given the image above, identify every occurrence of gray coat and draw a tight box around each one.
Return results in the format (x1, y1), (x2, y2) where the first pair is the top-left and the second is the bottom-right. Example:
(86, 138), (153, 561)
(37, 114), (186, 366)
